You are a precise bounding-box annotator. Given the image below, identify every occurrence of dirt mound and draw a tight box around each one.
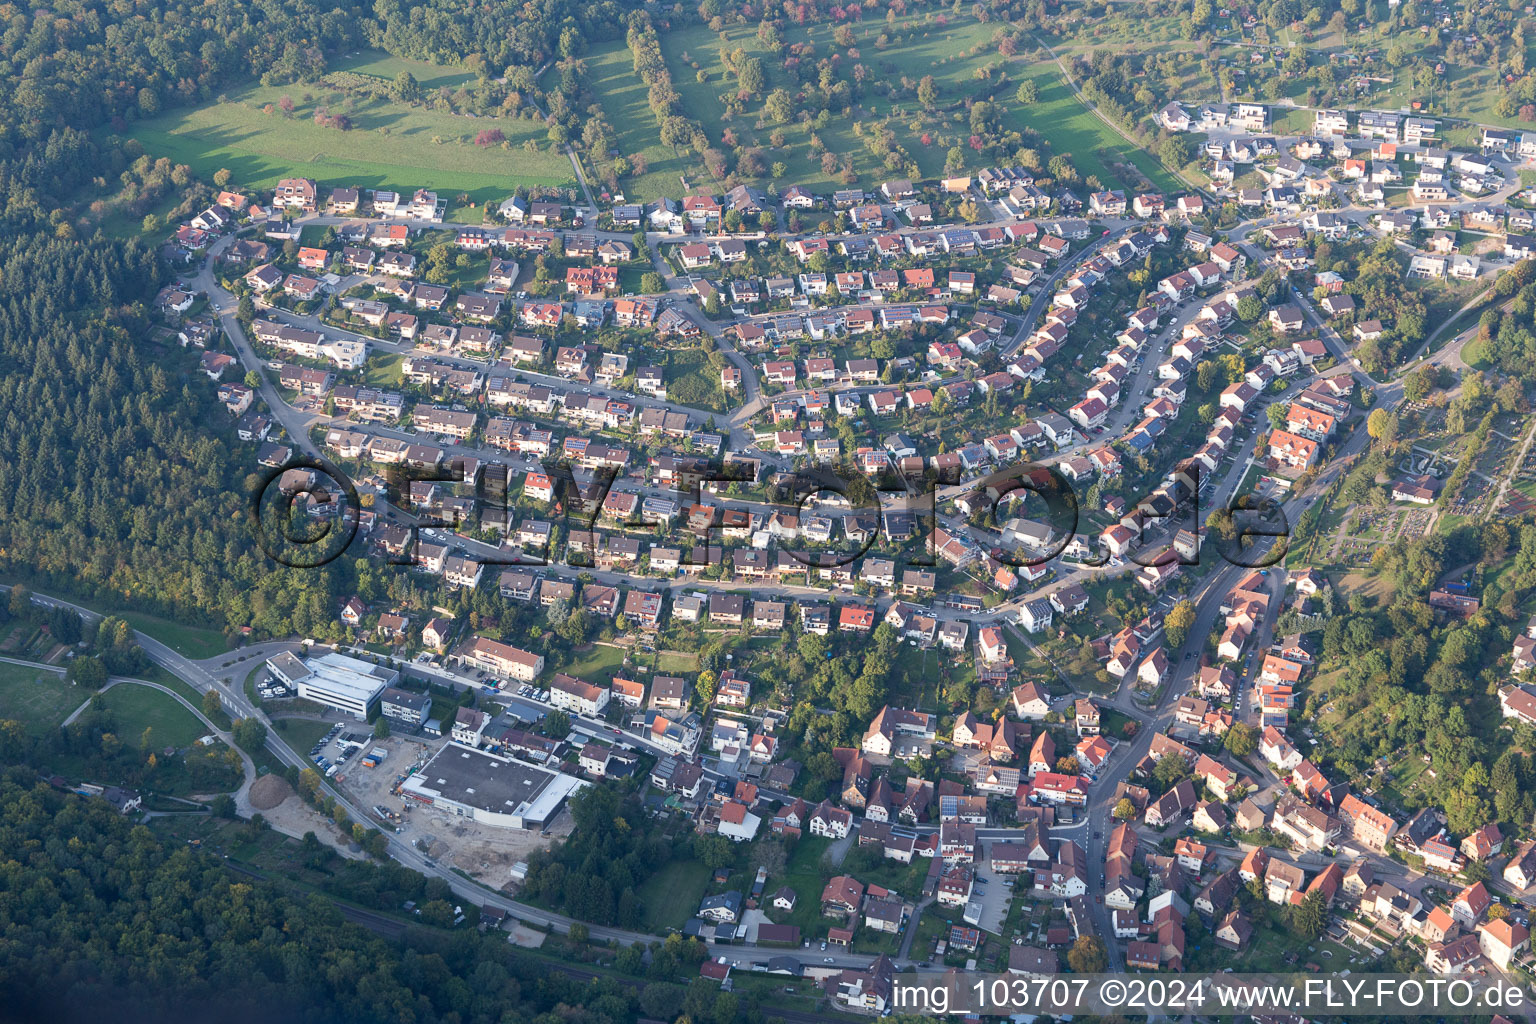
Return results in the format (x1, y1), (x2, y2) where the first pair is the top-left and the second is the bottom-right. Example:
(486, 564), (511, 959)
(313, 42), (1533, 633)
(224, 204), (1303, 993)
(248, 773), (294, 811)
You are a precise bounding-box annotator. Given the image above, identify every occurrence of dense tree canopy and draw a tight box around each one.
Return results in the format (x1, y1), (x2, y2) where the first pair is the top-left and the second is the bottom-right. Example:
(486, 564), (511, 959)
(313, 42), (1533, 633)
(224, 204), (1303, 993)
(0, 767), (670, 1024)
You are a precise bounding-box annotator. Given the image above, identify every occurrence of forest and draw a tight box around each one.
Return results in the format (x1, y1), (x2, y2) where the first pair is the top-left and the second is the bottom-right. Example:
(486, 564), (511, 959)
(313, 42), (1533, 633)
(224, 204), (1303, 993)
(0, 229), (310, 635)
(0, 768), (752, 1024)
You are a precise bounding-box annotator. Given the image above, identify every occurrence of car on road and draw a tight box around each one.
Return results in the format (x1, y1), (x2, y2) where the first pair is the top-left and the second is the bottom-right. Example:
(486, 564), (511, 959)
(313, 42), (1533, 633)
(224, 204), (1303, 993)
(824, 958), (835, 964)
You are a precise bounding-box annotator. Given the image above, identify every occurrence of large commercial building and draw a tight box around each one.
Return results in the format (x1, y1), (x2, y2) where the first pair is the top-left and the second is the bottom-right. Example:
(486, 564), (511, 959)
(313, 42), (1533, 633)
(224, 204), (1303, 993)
(400, 742), (587, 829)
(266, 650), (398, 720)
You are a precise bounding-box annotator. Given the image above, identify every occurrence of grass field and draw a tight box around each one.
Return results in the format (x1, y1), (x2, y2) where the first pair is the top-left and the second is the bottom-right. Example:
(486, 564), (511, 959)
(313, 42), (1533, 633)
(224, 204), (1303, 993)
(0, 663), (81, 734)
(637, 857), (712, 932)
(102, 683), (209, 748)
(1009, 63), (1181, 193)
(774, 835), (841, 940)
(1458, 332), (1492, 370)
(559, 643), (628, 683)
(272, 716), (333, 753)
(121, 51), (573, 208)
(333, 51), (478, 93)
(570, 37), (697, 204)
(366, 351), (406, 388)
(654, 651), (700, 674)
(119, 611), (228, 660)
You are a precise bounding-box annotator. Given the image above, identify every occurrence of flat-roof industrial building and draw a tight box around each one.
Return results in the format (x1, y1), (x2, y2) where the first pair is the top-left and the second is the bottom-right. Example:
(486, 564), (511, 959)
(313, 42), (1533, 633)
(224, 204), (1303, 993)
(400, 742), (587, 829)
(266, 650), (399, 720)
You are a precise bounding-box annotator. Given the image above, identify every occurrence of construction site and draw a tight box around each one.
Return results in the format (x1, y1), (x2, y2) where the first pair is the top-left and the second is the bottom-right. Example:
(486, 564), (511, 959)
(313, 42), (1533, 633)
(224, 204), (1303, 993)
(334, 732), (575, 887)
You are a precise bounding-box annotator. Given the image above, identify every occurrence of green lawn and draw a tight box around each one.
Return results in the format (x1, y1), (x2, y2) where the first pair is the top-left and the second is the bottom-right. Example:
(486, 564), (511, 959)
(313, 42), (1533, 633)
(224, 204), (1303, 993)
(558, 643), (629, 683)
(119, 51), (573, 208)
(912, 901), (964, 961)
(839, 843), (932, 900)
(333, 51), (478, 93)
(637, 857), (712, 932)
(366, 352), (405, 388)
(774, 835), (843, 940)
(101, 683), (210, 748)
(271, 716), (333, 753)
(1461, 333), (1493, 370)
(1238, 923), (1355, 974)
(1270, 107), (1313, 136)
(567, 36), (698, 203)
(119, 611), (229, 660)
(1101, 707), (1138, 739)
(0, 662), (83, 734)
(850, 926), (903, 955)
(654, 651), (700, 674)
(243, 664), (265, 709)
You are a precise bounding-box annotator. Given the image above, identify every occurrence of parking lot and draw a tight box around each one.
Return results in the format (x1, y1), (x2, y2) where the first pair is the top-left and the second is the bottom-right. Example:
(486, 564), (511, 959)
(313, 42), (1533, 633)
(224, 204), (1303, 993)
(305, 720), (373, 779)
(969, 866), (1015, 935)
(395, 650), (549, 724)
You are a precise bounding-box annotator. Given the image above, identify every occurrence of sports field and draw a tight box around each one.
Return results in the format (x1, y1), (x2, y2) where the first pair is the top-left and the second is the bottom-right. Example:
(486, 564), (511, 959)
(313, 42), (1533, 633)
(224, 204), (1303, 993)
(121, 51), (574, 208)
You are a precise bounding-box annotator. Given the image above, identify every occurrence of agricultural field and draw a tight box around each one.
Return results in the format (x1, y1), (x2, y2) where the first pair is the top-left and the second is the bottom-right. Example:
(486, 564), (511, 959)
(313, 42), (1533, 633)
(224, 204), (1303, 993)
(120, 51), (573, 210)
